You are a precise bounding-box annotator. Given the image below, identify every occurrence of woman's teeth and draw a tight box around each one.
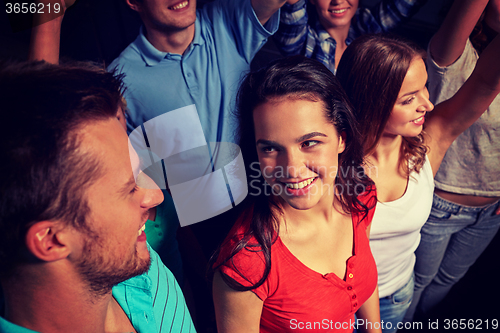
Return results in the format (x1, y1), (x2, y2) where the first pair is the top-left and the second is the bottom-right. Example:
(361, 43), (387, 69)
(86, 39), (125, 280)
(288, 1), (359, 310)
(412, 116), (424, 124)
(329, 8), (348, 14)
(285, 178), (315, 189)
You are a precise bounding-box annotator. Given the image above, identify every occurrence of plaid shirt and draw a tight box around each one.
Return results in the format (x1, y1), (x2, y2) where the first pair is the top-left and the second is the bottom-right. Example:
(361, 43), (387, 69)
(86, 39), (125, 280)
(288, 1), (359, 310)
(275, 0), (427, 73)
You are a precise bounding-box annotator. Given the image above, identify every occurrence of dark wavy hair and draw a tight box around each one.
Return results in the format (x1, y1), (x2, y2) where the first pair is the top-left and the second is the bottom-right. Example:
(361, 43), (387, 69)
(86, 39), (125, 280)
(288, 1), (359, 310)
(211, 56), (375, 291)
(0, 60), (125, 277)
(336, 34), (428, 175)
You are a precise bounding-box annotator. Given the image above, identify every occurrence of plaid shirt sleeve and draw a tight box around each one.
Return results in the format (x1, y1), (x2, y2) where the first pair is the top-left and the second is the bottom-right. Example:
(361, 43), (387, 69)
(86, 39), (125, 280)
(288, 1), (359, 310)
(353, 0), (428, 36)
(273, 0), (310, 56)
(273, 0), (427, 70)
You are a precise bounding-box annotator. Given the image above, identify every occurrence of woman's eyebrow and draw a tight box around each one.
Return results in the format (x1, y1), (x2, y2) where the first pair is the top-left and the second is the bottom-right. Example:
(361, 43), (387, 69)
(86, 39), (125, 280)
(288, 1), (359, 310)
(256, 139), (281, 147)
(296, 132), (327, 143)
(399, 90), (419, 98)
(255, 132), (327, 147)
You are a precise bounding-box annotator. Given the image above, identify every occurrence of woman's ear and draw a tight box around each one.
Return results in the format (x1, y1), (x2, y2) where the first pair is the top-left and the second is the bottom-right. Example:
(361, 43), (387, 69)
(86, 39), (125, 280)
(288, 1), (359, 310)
(25, 221), (72, 262)
(338, 131), (346, 154)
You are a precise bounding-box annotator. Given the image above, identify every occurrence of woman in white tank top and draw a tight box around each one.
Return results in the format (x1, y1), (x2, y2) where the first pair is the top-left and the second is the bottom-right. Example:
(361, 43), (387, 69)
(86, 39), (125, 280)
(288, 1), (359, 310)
(336, 32), (500, 332)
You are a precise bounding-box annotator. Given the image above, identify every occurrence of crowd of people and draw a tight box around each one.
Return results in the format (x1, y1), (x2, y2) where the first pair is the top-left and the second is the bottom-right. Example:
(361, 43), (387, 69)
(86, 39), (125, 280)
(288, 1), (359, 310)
(1, 0), (499, 332)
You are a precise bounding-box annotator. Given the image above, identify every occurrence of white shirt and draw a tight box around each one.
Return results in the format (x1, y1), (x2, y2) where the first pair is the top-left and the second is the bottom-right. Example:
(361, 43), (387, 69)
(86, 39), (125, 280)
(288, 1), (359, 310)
(370, 156), (434, 297)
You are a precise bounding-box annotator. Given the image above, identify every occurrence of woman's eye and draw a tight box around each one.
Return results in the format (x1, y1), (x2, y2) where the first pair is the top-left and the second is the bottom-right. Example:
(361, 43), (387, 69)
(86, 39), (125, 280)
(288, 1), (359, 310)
(130, 185), (139, 194)
(402, 96), (415, 105)
(302, 140), (319, 148)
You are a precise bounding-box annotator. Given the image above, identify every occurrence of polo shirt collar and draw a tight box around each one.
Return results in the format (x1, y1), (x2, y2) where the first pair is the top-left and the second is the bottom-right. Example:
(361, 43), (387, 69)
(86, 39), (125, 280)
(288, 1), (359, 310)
(116, 271), (152, 290)
(196, 16), (205, 43)
(136, 26), (167, 66)
(136, 18), (203, 67)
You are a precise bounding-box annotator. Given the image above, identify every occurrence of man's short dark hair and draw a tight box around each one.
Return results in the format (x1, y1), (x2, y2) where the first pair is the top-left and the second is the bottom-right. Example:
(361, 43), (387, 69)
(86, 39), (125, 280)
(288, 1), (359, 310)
(0, 61), (125, 276)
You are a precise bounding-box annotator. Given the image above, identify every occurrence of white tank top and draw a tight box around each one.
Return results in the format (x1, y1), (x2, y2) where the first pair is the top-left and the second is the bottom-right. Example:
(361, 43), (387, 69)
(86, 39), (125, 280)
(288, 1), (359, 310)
(369, 156), (434, 297)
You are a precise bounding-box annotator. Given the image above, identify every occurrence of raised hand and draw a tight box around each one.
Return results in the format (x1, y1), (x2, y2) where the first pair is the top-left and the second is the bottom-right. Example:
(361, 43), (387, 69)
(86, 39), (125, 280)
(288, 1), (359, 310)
(28, 0), (76, 63)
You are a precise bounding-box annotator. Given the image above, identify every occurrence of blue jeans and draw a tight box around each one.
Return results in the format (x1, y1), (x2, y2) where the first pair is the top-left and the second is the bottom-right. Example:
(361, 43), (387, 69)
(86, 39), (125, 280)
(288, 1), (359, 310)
(379, 274), (414, 333)
(405, 194), (500, 320)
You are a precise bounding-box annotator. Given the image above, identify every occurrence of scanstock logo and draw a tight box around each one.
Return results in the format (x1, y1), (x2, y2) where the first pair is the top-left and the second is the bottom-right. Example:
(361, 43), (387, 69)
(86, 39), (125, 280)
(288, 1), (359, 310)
(128, 105), (248, 227)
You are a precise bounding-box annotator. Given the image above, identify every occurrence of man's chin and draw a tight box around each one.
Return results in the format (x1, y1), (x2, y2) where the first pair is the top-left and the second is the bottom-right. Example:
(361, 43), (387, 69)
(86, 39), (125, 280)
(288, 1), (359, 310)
(136, 241), (151, 267)
(76, 246), (152, 297)
(134, 256), (151, 277)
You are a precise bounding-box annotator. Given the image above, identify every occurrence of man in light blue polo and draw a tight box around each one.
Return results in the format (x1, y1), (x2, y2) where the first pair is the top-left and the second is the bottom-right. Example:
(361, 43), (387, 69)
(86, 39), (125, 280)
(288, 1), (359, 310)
(110, 0), (286, 144)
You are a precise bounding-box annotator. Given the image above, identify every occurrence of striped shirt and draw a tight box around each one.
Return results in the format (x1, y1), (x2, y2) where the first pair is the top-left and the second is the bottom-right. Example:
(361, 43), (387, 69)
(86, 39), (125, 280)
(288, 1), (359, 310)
(113, 246), (196, 332)
(0, 247), (195, 333)
(274, 0), (427, 73)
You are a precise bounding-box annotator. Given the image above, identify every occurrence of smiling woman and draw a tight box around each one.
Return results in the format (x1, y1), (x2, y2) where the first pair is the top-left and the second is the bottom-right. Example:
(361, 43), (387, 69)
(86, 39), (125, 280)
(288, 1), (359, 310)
(253, 98), (346, 211)
(310, 0), (358, 31)
(336, 35), (435, 332)
(335, 33), (500, 332)
(210, 56), (380, 333)
(274, 0), (428, 72)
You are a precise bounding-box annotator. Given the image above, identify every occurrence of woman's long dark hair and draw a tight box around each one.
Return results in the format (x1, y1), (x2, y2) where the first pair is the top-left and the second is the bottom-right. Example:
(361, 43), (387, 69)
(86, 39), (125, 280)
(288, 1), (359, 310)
(210, 56), (375, 291)
(336, 34), (428, 175)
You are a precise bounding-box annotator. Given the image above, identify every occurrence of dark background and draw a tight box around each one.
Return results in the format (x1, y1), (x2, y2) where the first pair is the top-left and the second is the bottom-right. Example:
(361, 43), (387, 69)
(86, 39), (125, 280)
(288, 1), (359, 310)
(1, 0), (500, 332)
(1, 0), (450, 65)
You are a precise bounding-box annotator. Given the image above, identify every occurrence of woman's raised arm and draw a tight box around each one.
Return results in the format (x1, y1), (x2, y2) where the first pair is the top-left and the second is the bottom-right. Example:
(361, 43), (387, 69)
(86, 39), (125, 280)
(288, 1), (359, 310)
(28, 0), (75, 63)
(429, 0), (489, 67)
(425, 26), (500, 175)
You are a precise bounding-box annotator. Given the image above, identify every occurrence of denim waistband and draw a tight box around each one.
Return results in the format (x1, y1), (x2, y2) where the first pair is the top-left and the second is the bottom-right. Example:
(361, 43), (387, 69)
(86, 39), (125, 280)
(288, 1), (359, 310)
(433, 193), (500, 214)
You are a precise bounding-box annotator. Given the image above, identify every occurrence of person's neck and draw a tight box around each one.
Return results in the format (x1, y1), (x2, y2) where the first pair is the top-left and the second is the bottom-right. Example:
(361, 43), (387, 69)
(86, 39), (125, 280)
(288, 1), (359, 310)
(323, 25), (350, 68)
(368, 134), (403, 165)
(278, 192), (343, 234)
(144, 23), (196, 55)
(3, 267), (113, 333)
(324, 25), (349, 47)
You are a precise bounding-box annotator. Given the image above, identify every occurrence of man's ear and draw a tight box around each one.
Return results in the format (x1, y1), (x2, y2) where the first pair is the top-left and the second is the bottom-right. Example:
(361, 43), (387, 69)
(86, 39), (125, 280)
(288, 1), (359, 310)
(25, 222), (72, 262)
(126, 0), (142, 13)
(338, 131), (346, 154)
